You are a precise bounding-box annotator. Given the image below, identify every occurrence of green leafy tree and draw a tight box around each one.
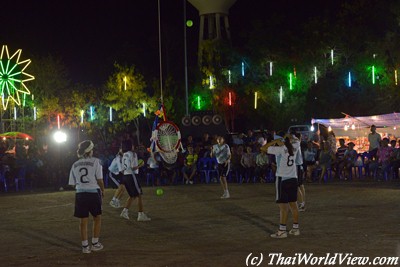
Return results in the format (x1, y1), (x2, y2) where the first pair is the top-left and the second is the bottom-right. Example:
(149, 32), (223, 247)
(104, 64), (157, 144)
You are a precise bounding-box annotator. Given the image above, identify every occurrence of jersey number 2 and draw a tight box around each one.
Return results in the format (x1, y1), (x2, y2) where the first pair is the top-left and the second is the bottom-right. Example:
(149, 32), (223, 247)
(79, 167), (89, 183)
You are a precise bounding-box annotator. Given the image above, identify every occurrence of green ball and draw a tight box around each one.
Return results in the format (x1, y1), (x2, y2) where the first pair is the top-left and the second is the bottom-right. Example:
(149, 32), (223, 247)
(156, 188), (164, 196)
(186, 20), (193, 27)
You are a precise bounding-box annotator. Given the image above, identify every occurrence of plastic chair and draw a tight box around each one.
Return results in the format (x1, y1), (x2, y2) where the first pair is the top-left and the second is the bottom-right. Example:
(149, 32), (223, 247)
(197, 158), (210, 183)
(196, 158), (220, 184)
(207, 158), (219, 183)
(15, 167), (26, 192)
(0, 166), (7, 192)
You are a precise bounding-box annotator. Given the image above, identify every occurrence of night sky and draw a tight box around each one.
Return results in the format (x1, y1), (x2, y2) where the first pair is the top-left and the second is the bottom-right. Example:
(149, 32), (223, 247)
(0, 0), (343, 86)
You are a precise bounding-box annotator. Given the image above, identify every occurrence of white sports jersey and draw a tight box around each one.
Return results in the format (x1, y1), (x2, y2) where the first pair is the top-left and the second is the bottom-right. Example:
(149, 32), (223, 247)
(122, 151), (139, 175)
(108, 154), (123, 175)
(268, 142), (300, 179)
(68, 157), (103, 190)
(212, 143), (231, 164)
(295, 145), (303, 166)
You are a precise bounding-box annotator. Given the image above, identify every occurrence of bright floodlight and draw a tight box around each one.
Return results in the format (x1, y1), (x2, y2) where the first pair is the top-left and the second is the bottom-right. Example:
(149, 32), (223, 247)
(53, 130), (67, 143)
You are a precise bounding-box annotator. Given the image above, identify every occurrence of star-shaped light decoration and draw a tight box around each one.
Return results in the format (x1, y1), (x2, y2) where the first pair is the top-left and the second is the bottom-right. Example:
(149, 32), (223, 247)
(0, 45), (35, 110)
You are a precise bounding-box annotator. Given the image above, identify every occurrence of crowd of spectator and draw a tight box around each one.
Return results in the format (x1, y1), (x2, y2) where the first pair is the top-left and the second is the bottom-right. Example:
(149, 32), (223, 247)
(1, 125), (399, 193)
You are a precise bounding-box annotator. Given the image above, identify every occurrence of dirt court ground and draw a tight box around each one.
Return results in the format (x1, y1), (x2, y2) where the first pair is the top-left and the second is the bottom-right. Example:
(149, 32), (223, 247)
(0, 181), (399, 267)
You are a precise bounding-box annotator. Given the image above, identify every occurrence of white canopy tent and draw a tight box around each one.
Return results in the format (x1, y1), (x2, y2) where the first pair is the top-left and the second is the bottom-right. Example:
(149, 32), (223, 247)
(313, 113), (400, 151)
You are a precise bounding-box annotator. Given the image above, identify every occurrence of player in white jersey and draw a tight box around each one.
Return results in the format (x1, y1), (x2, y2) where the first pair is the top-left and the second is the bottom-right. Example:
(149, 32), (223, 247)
(261, 134), (300, 239)
(68, 140), (105, 253)
(293, 132), (306, 212)
(211, 136), (231, 199)
(109, 149), (125, 208)
(119, 140), (151, 222)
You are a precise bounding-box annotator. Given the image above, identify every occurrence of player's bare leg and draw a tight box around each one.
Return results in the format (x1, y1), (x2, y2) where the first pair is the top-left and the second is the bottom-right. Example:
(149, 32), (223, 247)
(115, 185), (125, 199)
(92, 215), (101, 239)
(271, 203), (289, 238)
(137, 196), (144, 212)
(80, 217), (89, 242)
(288, 202), (299, 223)
(220, 176), (230, 198)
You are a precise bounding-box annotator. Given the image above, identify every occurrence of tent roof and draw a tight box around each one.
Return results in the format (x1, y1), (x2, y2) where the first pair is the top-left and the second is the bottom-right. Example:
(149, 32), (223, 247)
(313, 113), (400, 129)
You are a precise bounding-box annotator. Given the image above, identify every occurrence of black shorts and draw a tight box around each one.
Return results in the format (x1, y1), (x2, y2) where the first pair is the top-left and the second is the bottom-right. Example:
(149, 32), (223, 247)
(123, 174), (143, 198)
(217, 162), (230, 178)
(275, 177), (298, 203)
(110, 172), (123, 187)
(74, 191), (102, 218)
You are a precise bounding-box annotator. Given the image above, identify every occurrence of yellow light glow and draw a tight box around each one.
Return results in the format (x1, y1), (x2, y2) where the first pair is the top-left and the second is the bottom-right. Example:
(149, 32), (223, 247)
(209, 76), (215, 89)
(254, 92), (258, 109)
(328, 126), (332, 132)
(80, 110), (84, 124)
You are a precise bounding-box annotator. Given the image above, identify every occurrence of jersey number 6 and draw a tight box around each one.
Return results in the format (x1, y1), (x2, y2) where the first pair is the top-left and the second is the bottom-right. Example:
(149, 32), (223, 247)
(287, 155), (294, 167)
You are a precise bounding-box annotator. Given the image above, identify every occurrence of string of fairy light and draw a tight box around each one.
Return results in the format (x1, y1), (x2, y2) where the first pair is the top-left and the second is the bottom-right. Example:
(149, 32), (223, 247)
(195, 49), (395, 111)
(3, 44), (395, 127)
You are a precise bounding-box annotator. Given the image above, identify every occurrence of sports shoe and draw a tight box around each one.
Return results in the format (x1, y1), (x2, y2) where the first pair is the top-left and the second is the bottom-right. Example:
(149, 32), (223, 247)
(289, 228), (300, 236)
(114, 199), (121, 208)
(82, 245), (91, 254)
(91, 242), (104, 252)
(137, 212), (151, 222)
(270, 230), (287, 239)
(220, 192), (230, 199)
(109, 200), (117, 208)
(120, 209), (130, 220)
(298, 203), (306, 212)
(189, 180), (193, 184)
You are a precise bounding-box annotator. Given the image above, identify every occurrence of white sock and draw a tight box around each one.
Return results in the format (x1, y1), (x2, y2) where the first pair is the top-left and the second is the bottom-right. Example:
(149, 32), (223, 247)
(82, 240), (89, 247)
(123, 208), (128, 213)
(92, 237), (99, 244)
(112, 197), (117, 201)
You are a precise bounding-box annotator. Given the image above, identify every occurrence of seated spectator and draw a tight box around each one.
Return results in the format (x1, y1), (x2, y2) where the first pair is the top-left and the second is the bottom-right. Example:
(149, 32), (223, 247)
(240, 146), (256, 182)
(230, 145), (243, 179)
(371, 138), (393, 180)
(342, 142), (358, 180)
(317, 141), (336, 183)
(183, 135), (195, 149)
(336, 138), (348, 179)
(199, 133), (212, 158)
(391, 139), (400, 179)
(160, 159), (177, 185)
(254, 148), (270, 182)
(243, 130), (256, 151)
(147, 152), (161, 185)
(327, 131), (337, 154)
(303, 141), (318, 182)
(182, 146), (198, 184)
(232, 133), (245, 146)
